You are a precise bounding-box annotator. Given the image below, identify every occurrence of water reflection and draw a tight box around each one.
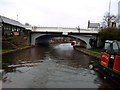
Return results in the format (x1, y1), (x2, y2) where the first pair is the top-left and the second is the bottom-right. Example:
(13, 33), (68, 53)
(2, 46), (49, 73)
(2, 43), (120, 88)
(49, 44), (92, 69)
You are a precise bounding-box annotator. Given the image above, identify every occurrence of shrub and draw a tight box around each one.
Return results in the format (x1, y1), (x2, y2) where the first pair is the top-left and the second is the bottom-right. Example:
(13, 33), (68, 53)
(99, 27), (120, 47)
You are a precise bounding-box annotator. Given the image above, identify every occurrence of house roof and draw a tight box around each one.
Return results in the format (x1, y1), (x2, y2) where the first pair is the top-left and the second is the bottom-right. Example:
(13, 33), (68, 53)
(89, 23), (100, 28)
(0, 16), (25, 28)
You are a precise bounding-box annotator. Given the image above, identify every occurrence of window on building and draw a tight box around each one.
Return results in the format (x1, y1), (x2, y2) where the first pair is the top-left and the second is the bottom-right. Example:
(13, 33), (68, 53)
(12, 27), (14, 32)
(17, 28), (19, 32)
(9, 26), (11, 30)
(21, 28), (23, 32)
(104, 43), (111, 50)
(18, 28), (21, 32)
(118, 41), (120, 49)
(6, 25), (9, 30)
(12, 27), (16, 32)
(3, 24), (6, 30)
(8, 25), (11, 31)
(118, 25), (120, 29)
(113, 42), (119, 50)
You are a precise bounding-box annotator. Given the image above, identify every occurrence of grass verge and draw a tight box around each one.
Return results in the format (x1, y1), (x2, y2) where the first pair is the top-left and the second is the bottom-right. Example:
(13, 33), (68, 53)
(89, 48), (102, 53)
(1, 45), (32, 54)
(75, 48), (101, 59)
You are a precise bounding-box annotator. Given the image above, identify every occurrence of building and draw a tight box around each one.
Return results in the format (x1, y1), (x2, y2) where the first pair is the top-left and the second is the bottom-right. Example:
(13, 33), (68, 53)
(88, 20), (100, 29)
(118, 1), (120, 18)
(117, 1), (120, 28)
(0, 16), (25, 36)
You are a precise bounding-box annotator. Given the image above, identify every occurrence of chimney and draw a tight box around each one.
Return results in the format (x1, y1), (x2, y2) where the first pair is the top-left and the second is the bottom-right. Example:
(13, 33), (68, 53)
(88, 20), (90, 28)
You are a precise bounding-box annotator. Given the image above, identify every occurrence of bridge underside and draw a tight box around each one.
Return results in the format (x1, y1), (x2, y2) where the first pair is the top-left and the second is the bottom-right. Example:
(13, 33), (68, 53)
(35, 35), (87, 48)
(30, 32), (99, 48)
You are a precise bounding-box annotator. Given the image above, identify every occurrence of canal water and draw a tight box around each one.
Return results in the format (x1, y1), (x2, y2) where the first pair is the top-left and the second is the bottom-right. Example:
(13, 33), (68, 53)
(2, 43), (119, 88)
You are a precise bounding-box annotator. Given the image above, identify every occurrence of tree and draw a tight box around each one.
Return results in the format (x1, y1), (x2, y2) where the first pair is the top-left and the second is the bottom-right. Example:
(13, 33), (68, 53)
(99, 27), (120, 47)
(101, 12), (118, 28)
(25, 23), (31, 26)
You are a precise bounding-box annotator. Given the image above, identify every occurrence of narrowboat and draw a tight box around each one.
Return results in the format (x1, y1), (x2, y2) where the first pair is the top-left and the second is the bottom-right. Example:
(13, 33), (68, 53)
(71, 41), (80, 46)
(71, 41), (76, 45)
(99, 40), (120, 80)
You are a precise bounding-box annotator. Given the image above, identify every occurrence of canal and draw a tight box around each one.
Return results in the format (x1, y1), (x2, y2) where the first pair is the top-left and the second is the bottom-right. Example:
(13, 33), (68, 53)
(2, 43), (119, 88)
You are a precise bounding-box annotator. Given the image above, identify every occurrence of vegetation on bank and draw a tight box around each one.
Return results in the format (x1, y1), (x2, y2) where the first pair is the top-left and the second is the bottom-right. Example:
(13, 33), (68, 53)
(89, 48), (102, 53)
(2, 33), (31, 54)
(1, 45), (32, 54)
(3, 35), (23, 41)
(81, 49), (101, 58)
(1, 49), (11, 53)
(75, 48), (101, 59)
(75, 27), (120, 59)
(99, 27), (120, 47)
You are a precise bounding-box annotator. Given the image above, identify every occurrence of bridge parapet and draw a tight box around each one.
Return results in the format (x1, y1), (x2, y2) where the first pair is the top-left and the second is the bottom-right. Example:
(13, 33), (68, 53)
(27, 26), (100, 34)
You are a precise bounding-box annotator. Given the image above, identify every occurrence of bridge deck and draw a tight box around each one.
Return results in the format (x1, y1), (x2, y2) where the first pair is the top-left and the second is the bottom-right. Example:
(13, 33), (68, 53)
(27, 27), (100, 34)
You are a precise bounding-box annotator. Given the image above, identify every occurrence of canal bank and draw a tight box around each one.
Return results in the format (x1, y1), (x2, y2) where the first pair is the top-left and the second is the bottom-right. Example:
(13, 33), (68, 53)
(74, 47), (101, 59)
(1, 45), (33, 55)
(2, 35), (31, 55)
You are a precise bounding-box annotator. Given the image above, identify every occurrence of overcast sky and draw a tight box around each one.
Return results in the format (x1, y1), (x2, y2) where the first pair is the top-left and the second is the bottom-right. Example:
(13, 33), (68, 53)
(0, 0), (120, 28)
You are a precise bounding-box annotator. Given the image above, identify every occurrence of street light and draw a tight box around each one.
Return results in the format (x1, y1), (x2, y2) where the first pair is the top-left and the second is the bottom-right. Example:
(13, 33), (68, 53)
(76, 26), (80, 33)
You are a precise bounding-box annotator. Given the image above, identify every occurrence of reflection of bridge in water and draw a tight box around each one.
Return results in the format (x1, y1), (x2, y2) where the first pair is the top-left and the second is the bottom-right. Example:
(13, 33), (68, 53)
(29, 27), (100, 48)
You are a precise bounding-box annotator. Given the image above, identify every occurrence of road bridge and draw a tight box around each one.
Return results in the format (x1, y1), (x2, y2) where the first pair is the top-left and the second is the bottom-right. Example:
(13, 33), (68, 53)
(30, 27), (100, 48)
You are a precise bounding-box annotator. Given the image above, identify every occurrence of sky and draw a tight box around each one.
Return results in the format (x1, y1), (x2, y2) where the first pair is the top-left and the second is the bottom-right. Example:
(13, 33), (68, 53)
(0, 0), (120, 28)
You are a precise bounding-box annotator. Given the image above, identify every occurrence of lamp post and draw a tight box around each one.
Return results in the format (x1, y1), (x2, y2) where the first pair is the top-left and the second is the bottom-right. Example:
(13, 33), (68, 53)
(76, 26), (80, 33)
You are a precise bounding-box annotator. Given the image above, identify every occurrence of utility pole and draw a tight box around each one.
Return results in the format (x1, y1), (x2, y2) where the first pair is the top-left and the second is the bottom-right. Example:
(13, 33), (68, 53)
(109, 0), (111, 15)
(108, 0), (111, 27)
(17, 14), (18, 21)
(76, 26), (80, 33)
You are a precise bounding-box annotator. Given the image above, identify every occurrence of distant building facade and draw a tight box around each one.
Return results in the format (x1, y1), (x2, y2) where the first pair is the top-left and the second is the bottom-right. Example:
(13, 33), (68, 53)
(118, 1), (120, 18)
(117, 1), (120, 28)
(0, 16), (25, 36)
(88, 20), (100, 29)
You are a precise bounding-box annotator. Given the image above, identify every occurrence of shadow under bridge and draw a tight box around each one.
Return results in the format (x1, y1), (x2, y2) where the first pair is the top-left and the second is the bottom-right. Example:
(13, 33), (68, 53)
(35, 34), (87, 48)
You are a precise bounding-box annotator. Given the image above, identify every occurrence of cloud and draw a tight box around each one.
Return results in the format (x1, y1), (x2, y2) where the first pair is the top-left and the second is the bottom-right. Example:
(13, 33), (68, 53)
(0, 0), (119, 27)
